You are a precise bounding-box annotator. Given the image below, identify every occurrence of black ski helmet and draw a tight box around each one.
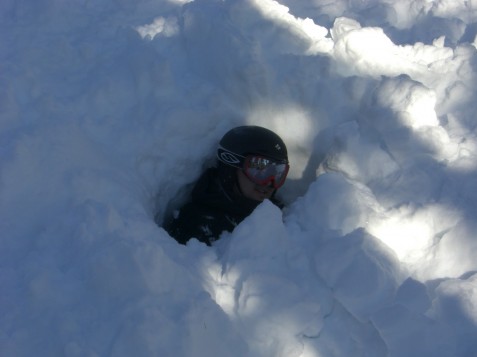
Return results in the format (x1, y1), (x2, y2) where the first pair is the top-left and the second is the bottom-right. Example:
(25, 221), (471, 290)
(217, 126), (288, 168)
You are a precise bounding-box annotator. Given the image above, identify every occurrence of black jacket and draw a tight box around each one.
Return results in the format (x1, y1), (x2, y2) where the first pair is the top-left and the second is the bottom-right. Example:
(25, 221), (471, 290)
(163, 168), (281, 246)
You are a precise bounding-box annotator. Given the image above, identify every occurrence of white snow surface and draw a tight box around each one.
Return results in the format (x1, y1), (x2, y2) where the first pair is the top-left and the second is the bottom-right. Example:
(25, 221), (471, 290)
(1, 0), (477, 356)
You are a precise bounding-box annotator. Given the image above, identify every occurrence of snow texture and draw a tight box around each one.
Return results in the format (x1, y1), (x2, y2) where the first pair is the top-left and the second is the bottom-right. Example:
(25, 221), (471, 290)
(1, 0), (477, 356)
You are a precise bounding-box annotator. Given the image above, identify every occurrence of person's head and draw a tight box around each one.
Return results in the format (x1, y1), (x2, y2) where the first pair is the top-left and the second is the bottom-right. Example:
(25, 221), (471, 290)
(216, 125), (289, 202)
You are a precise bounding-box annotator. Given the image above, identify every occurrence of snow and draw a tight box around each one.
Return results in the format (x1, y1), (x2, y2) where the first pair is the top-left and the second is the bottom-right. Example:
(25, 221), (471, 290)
(1, 0), (477, 356)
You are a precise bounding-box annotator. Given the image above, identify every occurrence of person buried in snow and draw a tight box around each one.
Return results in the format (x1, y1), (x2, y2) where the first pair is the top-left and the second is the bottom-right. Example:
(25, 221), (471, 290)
(162, 125), (289, 246)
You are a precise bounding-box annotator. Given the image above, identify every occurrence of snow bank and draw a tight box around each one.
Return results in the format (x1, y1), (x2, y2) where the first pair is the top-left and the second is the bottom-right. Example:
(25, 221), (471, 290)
(2, 0), (477, 356)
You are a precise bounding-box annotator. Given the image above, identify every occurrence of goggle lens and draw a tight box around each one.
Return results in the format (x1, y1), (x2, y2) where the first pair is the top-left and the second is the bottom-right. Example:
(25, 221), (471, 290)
(244, 156), (289, 189)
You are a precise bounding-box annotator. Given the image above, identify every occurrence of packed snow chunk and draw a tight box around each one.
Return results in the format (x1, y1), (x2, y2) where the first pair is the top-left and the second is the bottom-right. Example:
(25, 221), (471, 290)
(430, 273), (477, 327)
(370, 303), (448, 357)
(445, 113), (477, 171)
(236, 0), (332, 55)
(305, 300), (388, 357)
(385, 0), (433, 30)
(429, 219), (477, 280)
(330, 17), (454, 80)
(427, 273), (477, 356)
(289, 172), (381, 236)
(371, 76), (461, 163)
(321, 121), (401, 184)
(211, 201), (326, 357)
(394, 277), (432, 314)
(331, 17), (403, 78)
(431, 0), (477, 23)
(440, 80), (475, 121)
(218, 199), (289, 262)
(330, 16), (362, 39)
(135, 16), (179, 39)
(314, 229), (402, 321)
(371, 278), (441, 356)
(376, 77), (439, 129)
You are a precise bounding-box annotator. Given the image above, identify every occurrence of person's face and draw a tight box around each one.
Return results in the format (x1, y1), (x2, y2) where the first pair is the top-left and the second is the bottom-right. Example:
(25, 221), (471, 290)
(236, 169), (275, 201)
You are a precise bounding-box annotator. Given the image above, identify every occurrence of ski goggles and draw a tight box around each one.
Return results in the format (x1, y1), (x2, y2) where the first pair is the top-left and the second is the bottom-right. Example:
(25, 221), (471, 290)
(243, 155), (289, 189)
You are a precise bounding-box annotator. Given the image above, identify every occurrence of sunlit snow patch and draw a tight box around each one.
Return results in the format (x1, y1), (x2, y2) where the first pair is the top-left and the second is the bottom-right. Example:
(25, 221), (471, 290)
(368, 203), (462, 279)
(135, 16), (179, 39)
(246, 0), (333, 54)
